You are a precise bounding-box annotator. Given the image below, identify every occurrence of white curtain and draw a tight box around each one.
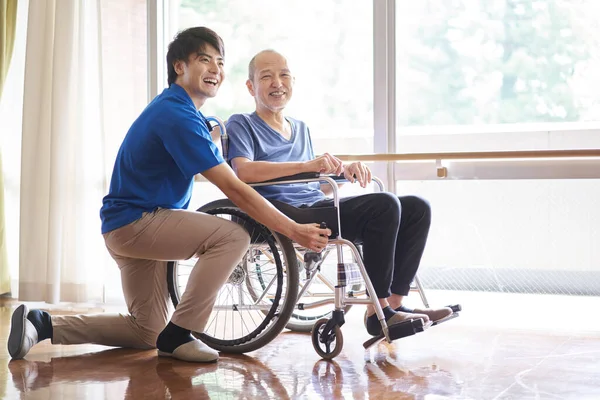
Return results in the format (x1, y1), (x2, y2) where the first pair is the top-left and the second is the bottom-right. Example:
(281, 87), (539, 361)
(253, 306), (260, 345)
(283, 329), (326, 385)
(19, 0), (112, 303)
(0, 0), (18, 296)
(0, 0), (27, 299)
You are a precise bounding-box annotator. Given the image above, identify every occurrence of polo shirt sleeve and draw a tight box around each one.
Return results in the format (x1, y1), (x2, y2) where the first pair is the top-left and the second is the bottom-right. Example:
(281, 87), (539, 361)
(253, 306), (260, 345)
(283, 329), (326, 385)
(162, 111), (225, 179)
(226, 116), (256, 161)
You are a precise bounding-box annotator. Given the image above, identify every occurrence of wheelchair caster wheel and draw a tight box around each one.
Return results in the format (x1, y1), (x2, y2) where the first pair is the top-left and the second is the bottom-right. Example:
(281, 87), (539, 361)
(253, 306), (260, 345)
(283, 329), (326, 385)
(311, 318), (343, 360)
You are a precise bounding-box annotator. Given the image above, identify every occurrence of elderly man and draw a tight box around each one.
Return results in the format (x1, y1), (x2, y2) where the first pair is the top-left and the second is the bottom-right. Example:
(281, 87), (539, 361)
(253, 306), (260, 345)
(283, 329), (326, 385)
(225, 50), (452, 336)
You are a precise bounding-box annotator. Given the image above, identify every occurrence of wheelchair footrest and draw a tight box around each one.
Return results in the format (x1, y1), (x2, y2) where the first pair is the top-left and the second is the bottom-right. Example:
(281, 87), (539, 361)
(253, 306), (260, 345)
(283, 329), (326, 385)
(449, 304), (462, 313)
(431, 304), (461, 326)
(362, 318), (425, 349)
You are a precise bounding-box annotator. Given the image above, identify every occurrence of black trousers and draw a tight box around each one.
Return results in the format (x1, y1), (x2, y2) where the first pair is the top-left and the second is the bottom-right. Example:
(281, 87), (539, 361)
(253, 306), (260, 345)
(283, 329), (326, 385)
(311, 193), (431, 298)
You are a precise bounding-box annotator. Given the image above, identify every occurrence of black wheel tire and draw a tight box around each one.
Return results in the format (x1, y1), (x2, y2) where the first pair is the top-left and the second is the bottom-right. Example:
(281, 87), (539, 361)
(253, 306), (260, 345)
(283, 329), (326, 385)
(311, 318), (344, 360)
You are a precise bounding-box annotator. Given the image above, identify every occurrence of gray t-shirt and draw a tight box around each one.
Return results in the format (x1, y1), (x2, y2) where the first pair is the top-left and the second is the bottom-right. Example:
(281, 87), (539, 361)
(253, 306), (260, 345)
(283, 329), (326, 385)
(226, 112), (326, 207)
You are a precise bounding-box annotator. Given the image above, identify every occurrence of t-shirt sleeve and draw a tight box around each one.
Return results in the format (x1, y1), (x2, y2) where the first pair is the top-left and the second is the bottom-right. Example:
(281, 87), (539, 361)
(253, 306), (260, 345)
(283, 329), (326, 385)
(226, 116), (256, 162)
(306, 126), (316, 160)
(162, 112), (225, 179)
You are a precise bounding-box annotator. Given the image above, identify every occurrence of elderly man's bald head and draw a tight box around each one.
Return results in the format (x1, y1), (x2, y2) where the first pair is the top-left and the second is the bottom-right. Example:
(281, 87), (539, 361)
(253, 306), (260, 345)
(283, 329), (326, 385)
(248, 49), (288, 82)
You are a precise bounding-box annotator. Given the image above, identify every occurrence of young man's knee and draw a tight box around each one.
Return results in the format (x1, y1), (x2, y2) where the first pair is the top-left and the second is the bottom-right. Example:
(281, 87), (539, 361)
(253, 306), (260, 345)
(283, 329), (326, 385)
(227, 223), (251, 251)
(199, 221), (250, 260)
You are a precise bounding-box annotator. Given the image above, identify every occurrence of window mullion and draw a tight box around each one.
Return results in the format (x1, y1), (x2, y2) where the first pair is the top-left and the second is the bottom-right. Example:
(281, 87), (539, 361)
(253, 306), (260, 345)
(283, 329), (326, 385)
(373, 0), (396, 190)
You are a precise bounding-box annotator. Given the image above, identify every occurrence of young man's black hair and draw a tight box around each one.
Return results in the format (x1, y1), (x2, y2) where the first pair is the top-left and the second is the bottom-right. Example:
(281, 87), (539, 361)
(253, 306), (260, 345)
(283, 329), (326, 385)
(166, 27), (225, 86)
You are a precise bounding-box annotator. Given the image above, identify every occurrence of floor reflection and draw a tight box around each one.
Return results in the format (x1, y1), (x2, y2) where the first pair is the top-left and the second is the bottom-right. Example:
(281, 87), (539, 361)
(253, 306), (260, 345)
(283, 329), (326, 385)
(311, 354), (465, 400)
(7, 347), (470, 400)
(3, 293), (600, 400)
(7, 349), (296, 399)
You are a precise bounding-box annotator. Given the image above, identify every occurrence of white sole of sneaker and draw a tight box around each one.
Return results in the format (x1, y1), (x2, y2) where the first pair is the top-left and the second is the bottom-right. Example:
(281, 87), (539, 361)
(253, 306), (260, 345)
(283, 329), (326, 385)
(8, 304), (28, 359)
(157, 347), (218, 363)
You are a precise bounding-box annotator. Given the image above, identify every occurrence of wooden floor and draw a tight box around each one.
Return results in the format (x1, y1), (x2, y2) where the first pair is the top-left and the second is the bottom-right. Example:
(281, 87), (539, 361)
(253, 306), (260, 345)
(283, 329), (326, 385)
(1, 293), (599, 400)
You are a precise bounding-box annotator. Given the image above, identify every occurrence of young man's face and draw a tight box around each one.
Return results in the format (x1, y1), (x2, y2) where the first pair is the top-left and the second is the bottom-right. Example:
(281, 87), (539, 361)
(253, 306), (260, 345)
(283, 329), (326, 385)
(247, 52), (294, 114)
(174, 44), (224, 106)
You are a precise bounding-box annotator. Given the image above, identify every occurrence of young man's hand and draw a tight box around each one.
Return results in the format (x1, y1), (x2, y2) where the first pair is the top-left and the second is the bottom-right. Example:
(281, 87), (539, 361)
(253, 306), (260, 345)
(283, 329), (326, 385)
(304, 153), (343, 175)
(289, 223), (331, 252)
(343, 162), (372, 188)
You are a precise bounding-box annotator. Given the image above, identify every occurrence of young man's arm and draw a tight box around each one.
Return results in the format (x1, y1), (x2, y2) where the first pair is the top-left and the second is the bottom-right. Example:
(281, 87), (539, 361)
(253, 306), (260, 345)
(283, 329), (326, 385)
(201, 163), (330, 251)
(160, 112), (330, 251)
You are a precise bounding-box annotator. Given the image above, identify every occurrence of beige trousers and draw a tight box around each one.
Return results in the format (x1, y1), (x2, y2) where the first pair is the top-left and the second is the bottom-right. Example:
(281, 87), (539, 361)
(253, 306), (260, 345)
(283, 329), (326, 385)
(51, 208), (250, 349)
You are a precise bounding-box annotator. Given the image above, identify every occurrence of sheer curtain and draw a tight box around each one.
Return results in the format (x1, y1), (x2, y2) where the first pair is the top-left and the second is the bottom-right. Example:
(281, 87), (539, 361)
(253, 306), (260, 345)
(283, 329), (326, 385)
(18, 0), (147, 304)
(0, 0), (17, 296)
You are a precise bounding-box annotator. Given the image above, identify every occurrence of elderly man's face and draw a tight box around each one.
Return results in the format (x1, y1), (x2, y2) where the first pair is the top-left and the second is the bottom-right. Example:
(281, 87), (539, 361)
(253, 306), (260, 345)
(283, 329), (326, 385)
(247, 52), (294, 113)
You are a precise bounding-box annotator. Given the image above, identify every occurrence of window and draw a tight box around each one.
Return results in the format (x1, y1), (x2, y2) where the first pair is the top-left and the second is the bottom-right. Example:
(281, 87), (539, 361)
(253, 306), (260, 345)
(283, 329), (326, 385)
(159, 1), (600, 301)
(392, 1), (600, 298)
(167, 0), (374, 156)
(100, 0), (148, 303)
(397, 179), (600, 297)
(395, 0), (600, 153)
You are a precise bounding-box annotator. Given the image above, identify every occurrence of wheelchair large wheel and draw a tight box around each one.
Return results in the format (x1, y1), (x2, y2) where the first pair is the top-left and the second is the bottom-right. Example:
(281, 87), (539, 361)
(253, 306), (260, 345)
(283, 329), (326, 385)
(167, 207), (299, 354)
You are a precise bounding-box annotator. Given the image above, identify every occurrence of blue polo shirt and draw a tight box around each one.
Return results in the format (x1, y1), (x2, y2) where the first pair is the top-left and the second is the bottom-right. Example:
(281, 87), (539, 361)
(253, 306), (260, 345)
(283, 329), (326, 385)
(226, 112), (326, 207)
(100, 84), (224, 234)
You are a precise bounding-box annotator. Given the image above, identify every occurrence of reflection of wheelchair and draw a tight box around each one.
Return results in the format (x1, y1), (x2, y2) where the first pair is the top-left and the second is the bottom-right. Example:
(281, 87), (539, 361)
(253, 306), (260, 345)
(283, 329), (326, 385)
(166, 117), (461, 359)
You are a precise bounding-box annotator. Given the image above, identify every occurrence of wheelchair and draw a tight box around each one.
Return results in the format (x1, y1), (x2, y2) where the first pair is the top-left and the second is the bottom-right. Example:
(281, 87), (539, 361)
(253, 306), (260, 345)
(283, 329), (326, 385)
(166, 117), (461, 359)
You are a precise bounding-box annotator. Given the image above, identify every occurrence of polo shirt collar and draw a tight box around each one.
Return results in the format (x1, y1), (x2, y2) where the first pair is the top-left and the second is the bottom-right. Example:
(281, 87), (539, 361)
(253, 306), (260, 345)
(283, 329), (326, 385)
(169, 83), (196, 109)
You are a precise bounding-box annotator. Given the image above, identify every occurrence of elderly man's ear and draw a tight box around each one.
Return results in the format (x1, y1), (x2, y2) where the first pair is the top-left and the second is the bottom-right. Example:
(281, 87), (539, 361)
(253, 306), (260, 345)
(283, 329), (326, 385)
(246, 79), (255, 96)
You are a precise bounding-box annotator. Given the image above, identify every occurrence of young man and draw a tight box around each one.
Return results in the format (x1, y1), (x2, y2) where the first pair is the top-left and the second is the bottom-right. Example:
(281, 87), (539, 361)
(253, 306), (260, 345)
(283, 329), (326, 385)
(225, 50), (452, 336)
(8, 29), (330, 363)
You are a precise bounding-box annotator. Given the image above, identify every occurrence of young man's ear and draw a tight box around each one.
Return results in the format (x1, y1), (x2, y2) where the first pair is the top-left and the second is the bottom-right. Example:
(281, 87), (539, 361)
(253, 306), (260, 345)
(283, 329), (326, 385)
(174, 59), (186, 76)
(246, 79), (256, 96)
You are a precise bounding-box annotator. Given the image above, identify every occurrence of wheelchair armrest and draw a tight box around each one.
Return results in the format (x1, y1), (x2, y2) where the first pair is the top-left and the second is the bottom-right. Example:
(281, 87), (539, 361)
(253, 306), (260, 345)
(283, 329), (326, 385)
(248, 172), (384, 192)
(254, 172), (321, 184)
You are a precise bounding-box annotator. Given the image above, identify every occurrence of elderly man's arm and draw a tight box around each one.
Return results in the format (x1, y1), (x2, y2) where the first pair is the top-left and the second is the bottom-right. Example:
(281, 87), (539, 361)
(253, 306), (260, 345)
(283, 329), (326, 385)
(232, 153), (344, 184)
(231, 157), (308, 183)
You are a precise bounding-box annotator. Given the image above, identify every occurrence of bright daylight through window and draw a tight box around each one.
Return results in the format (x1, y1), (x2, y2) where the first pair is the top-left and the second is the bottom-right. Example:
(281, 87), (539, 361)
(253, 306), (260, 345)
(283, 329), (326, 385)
(398, 1), (600, 126)
(395, 0), (600, 152)
(164, 0), (600, 303)
(393, 0), (600, 300)
(168, 0), (373, 156)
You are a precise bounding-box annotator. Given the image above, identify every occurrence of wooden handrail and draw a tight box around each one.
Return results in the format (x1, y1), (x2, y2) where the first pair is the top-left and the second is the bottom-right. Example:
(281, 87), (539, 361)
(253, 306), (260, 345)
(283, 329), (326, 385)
(334, 149), (600, 162)
(194, 149), (600, 181)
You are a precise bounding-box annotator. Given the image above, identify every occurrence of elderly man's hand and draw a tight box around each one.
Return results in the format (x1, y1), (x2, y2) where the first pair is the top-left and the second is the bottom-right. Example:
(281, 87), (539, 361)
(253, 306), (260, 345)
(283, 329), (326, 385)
(305, 153), (344, 175)
(343, 162), (371, 188)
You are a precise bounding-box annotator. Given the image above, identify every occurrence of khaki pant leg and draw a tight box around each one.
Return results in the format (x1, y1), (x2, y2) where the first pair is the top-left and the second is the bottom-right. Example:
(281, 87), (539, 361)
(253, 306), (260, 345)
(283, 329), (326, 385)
(53, 208), (250, 347)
